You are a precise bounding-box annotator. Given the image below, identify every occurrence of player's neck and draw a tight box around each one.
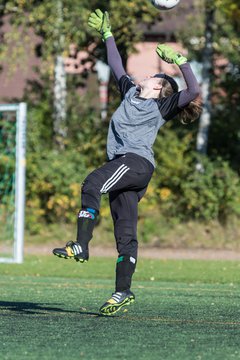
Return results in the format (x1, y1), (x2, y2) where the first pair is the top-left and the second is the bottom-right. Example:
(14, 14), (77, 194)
(139, 88), (160, 99)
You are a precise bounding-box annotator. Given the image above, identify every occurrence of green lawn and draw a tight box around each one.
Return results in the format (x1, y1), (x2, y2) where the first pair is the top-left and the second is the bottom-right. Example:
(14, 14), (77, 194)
(1, 256), (240, 359)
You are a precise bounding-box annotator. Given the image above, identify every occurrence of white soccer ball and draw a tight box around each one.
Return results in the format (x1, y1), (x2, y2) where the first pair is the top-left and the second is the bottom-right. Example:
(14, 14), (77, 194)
(150, 0), (180, 10)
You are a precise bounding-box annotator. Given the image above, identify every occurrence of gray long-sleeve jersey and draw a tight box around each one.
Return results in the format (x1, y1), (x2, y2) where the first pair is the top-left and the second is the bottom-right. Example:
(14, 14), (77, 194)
(107, 80), (178, 167)
(105, 37), (200, 167)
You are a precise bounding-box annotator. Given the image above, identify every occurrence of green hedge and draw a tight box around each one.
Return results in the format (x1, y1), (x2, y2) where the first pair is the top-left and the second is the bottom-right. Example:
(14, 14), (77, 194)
(24, 123), (240, 233)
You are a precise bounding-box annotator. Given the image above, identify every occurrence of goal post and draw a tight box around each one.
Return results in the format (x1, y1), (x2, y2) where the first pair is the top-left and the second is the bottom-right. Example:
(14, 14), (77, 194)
(0, 103), (27, 263)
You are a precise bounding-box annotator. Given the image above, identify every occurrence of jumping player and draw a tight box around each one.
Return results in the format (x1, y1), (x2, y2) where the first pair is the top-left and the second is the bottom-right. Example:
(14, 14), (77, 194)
(53, 9), (201, 315)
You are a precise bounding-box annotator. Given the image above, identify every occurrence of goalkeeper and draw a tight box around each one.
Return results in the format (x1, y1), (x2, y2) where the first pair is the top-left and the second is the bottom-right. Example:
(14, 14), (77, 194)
(53, 9), (201, 315)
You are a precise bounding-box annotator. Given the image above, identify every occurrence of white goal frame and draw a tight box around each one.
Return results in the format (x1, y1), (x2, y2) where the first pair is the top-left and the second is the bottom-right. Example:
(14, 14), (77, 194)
(0, 103), (27, 263)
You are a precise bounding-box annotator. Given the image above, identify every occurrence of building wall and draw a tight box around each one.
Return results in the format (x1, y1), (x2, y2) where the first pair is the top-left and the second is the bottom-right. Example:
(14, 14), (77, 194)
(0, 16), (41, 103)
(127, 41), (187, 83)
(0, 40), (188, 103)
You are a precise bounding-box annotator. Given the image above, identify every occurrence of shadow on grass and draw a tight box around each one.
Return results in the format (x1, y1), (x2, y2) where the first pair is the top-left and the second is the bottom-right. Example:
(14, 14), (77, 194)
(0, 301), (107, 317)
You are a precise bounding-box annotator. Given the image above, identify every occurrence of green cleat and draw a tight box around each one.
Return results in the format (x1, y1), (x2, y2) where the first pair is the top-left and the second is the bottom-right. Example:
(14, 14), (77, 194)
(52, 241), (88, 263)
(99, 290), (135, 316)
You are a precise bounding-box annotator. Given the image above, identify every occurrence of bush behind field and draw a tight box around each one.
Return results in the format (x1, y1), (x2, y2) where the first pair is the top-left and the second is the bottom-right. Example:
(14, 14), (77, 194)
(23, 99), (240, 241)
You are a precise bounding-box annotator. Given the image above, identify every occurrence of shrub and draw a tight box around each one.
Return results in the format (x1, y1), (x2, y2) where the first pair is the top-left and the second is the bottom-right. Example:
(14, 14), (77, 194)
(147, 128), (240, 223)
(180, 157), (240, 222)
(25, 148), (89, 233)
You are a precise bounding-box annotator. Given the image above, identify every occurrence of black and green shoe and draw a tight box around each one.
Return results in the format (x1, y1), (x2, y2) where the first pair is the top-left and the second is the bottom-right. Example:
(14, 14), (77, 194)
(52, 241), (88, 263)
(99, 290), (135, 316)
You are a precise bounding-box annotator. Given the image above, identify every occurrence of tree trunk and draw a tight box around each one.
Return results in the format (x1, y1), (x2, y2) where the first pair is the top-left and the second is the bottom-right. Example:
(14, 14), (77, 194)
(53, 55), (67, 148)
(53, 0), (66, 149)
(196, 3), (215, 169)
(95, 60), (110, 120)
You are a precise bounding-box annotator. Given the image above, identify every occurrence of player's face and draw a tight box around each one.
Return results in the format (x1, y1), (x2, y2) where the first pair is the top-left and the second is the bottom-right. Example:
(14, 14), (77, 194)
(138, 76), (162, 91)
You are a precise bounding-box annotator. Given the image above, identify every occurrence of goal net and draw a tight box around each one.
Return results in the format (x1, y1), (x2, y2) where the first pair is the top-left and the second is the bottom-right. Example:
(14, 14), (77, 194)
(0, 103), (27, 263)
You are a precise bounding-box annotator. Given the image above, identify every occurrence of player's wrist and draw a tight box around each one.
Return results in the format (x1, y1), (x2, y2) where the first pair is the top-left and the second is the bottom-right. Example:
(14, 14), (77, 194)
(102, 31), (113, 41)
(156, 44), (188, 66)
(175, 54), (187, 66)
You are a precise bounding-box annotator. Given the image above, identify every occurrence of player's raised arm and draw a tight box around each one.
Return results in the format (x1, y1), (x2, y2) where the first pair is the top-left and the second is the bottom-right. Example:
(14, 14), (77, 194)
(88, 9), (126, 81)
(155, 44), (201, 124)
(156, 44), (200, 107)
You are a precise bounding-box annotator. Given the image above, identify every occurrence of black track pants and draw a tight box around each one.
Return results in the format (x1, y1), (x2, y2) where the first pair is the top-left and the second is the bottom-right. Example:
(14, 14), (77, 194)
(81, 153), (154, 258)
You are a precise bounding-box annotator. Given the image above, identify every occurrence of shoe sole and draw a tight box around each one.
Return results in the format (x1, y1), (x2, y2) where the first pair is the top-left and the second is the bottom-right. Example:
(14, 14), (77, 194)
(100, 296), (135, 316)
(53, 252), (88, 263)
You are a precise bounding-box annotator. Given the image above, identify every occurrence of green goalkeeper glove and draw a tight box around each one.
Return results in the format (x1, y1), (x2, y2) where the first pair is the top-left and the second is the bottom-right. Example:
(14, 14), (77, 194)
(88, 9), (112, 41)
(156, 44), (187, 66)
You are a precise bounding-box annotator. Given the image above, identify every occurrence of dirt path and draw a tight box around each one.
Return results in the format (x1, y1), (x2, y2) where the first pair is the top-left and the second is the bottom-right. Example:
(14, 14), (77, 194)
(25, 244), (240, 260)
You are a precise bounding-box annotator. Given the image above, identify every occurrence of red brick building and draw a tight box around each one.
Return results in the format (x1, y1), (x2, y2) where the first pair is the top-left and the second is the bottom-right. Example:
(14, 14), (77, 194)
(0, 1), (196, 103)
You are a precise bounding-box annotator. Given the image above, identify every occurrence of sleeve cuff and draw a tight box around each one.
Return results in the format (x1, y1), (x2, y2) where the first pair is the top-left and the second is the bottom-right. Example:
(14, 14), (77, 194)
(102, 31), (113, 41)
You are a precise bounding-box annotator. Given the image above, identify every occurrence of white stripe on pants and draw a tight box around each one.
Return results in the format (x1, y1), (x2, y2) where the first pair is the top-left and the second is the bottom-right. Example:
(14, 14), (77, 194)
(100, 164), (130, 194)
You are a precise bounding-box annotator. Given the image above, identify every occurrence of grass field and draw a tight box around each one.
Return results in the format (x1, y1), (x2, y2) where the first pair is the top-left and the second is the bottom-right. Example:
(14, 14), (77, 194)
(1, 255), (240, 360)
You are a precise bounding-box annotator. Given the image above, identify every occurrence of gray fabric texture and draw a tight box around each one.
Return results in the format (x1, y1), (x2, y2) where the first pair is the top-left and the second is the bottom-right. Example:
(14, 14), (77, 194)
(107, 87), (166, 167)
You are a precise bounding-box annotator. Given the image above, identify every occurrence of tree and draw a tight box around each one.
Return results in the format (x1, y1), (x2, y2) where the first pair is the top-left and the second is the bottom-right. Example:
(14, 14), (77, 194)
(53, 1), (67, 149)
(2, 0), (159, 144)
(179, 0), (240, 169)
(196, 2), (215, 171)
(2, 0), (91, 147)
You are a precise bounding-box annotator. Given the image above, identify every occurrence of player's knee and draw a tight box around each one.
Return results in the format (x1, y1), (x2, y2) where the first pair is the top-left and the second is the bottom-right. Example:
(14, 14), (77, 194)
(81, 173), (100, 195)
(114, 219), (137, 239)
(81, 174), (102, 210)
(117, 239), (138, 259)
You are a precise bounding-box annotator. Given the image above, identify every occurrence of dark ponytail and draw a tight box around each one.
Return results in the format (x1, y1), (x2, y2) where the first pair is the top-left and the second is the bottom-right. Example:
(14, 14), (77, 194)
(158, 79), (202, 124)
(179, 97), (202, 124)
